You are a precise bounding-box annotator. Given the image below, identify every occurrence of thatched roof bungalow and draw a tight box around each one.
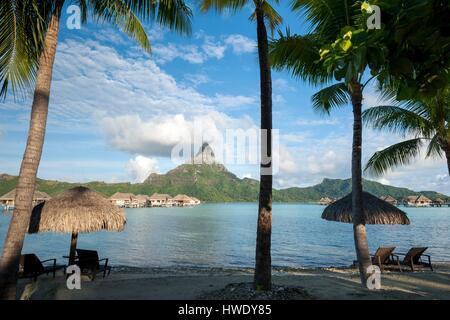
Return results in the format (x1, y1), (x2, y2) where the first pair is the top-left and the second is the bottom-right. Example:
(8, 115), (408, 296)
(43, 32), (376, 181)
(0, 188), (51, 208)
(319, 197), (334, 205)
(149, 193), (172, 206)
(379, 195), (398, 206)
(109, 192), (134, 207)
(405, 195), (432, 207)
(322, 192), (410, 225)
(172, 194), (195, 206)
(190, 197), (201, 205)
(133, 195), (150, 207)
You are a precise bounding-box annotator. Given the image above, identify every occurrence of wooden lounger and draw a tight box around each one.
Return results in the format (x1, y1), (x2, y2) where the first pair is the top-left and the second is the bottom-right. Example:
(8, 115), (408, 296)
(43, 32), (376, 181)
(353, 246), (398, 272)
(18, 254), (65, 280)
(391, 247), (433, 271)
(75, 249), (111, 279)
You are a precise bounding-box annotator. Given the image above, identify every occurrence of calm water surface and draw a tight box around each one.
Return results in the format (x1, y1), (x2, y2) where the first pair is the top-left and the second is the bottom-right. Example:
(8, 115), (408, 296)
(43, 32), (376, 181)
(1, 203), (449, 268)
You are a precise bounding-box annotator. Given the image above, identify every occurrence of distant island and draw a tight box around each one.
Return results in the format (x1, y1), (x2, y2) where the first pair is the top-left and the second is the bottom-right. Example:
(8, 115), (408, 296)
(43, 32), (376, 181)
(1, 167), (448, 203)
(1, 143), (448, 203)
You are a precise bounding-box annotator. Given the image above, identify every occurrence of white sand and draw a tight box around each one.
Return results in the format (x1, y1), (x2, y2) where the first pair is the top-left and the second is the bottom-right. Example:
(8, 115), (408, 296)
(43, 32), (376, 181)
(20, 264), (450, 300)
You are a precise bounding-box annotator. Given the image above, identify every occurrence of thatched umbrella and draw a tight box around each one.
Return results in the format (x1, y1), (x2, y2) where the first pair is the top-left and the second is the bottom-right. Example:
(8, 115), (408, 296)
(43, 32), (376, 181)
(322, 191), (410, 225)
(29, 187), (126, 264)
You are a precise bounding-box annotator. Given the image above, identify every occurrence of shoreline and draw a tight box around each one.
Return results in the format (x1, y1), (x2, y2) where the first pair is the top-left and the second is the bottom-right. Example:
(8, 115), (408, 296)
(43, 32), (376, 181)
(21, 264), (450, 300)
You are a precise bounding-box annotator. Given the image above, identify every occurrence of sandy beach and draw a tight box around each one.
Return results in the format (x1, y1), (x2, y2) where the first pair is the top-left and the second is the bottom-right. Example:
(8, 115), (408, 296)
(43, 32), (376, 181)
(18, 264), (450, 300)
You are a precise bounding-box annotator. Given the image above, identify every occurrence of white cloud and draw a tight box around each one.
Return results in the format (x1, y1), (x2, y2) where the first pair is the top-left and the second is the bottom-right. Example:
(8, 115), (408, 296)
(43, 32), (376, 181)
(274, 79), (296, 92)
(273, 94), (286, 105)
(214, 94), (257, 108)
(126, 155), (159, 183)
(152, 33), (255, 65)
(296, 119), (340, 126)
(183, 73), (210, 86)
(101, 111), (257, 160)
(224, 34), (256, 54)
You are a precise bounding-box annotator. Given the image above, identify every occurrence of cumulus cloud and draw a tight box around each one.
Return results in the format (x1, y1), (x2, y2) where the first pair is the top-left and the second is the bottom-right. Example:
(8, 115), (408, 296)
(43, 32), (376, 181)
(101, 111), (257, 161)
(274, 78), (296, 92)
(224, 34), (256, 54)
(296, 119), (340, 126)
(126, 155), (159, 183)
(214, 94), (257, 108)
(152, 33), (256, 64)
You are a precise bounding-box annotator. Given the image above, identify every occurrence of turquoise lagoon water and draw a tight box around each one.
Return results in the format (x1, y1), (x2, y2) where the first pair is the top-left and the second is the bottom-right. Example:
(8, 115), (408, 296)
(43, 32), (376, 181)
(0, 203), (449, 268)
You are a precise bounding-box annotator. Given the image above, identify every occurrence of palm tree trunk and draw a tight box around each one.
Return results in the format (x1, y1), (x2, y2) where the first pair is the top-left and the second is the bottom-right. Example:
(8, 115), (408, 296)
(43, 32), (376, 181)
(254, 6), (273, 291)
(443, 142), (450, 176)
(0, 1), (63, 300)
(350, 80), (372, 287)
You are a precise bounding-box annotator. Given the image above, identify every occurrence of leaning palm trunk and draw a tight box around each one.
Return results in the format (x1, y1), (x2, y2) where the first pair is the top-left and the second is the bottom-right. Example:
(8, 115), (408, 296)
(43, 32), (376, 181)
(254, 7), (273, 291)
(0, 1), (63, 300)
(350, 80), (372, 287)
(442, 141), (450, 176)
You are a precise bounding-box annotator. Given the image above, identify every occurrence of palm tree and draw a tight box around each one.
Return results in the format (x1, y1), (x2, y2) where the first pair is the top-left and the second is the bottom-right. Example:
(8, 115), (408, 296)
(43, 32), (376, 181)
(363, 89), (450, 176)
(0, 0), (192, 299)
(200, 0), (282, 291)
(270, 0), (383, 287)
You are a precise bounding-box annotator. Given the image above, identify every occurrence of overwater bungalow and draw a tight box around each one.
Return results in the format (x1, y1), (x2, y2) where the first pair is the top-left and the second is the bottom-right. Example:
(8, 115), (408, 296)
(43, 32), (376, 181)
(405, 195), (432, 207)
(379, 195), (398, 206)
(190, 197), (201, 205)
(432, 198), (445, 207)
(133, 195), (150, 208)
(172, 194), (196, 206)
(318, 197), (334, 205)
(109, 192), (135, 208)
(0, 188), (51, 210)
(149, 193), (172, 207)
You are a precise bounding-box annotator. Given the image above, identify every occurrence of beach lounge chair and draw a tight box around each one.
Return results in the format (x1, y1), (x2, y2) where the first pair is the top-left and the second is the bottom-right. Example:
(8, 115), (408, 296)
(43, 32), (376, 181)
(353, 247), (398, 272)
(370, 247), (398, 272)
(75, 249), (111, 279)
(391, 247), (433, 271)
(18, 254), (65, 280)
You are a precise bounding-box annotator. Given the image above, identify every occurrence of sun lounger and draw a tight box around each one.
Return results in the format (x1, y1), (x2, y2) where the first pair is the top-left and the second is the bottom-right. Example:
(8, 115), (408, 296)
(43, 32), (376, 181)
(391, 247), (433, 271)
(75, 249), (111, 279)
(353, 246), (398, 272)
(18, 254), (65, 280)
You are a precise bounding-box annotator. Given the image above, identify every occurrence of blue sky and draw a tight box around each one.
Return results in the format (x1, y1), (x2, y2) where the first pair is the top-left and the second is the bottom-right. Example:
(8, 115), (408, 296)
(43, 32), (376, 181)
(0, 2), (448, 193)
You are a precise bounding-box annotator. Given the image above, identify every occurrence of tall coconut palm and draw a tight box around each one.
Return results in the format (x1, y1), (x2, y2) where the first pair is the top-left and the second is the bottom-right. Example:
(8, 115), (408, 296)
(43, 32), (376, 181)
(364, 88), (450, 176)
(200, 0), (282, 291)
(0, 0), (192, 299)
(270, 0), (388, 287)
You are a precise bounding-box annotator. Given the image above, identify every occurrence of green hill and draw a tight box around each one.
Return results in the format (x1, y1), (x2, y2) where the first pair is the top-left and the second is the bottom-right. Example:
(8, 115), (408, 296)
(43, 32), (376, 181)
(0, 164), (448, 202)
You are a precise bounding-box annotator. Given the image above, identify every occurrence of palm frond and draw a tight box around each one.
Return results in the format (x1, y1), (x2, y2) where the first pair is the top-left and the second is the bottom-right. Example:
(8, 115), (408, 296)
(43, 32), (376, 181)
(200, 0), (248, 14)
(0, 0), (50, 99)
(364, 138), (424, 176)
(363, 105), (433, 138)
(90, 0), (152, 52)
(290, 0), (358, 40)
(153, 0), (192, 35)
(311, 82), (350, 114)
(249, 1), (282, 33)
(269, 32), (332, 85)
(425, 134), (444, 159)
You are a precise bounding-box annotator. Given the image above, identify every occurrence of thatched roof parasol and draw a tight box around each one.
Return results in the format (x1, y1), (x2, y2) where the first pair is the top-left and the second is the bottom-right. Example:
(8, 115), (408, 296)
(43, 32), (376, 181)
(29, 186), (126, 264)
(321, 192), (410, 225)
(29, 186), (125, 233)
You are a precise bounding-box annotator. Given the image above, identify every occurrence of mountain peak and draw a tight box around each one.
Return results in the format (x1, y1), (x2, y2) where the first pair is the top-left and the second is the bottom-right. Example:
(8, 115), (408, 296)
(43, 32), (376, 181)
(187, 142), (216, 165)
